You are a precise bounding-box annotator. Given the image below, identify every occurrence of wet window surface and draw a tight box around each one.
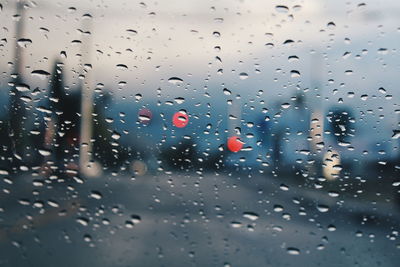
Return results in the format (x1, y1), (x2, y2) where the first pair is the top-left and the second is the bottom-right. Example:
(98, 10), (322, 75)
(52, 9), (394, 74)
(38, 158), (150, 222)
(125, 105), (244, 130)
(0, 0), (400, 266)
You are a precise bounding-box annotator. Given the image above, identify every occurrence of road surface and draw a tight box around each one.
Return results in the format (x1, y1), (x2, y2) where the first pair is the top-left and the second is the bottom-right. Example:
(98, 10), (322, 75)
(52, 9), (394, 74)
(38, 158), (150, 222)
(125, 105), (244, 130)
(0, 171), (399, 266)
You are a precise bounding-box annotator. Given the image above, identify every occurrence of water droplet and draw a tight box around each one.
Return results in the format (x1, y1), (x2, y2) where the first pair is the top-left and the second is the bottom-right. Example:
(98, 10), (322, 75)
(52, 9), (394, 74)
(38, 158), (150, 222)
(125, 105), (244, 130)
(242, 212), (259, 221)
(17, 38), (32, 47)
(290, 70), (301, 78)
(174, 97), (185, 104)
(138, 108), (152, 124)
(0, 170), (9, 175)
(239, 72), (249, 80)
(275, 5), (289, 13)
(280, 184), (289, 191)
(126, 29), (138, 35)
(230, 221), (242, 228)
(327, 21), (336, 29)
(38, 149), (51, 156)
(116, 64), (128, 70)
(20, 95), (32, 103)
(288, 55), (299, 62)
(76, 217), (89, 226)
(130, 214), (142, 224)
(345, 70), (353, 75)
(111, 131), (121, 140)
(223, 88), (232, 95)
(317, 204), (330, 213)
(31, 70), (50, 79)
(342, 51), (351, 59)
(125, 221), (134, 228)
(283, 39), (295, 45)
(90, 191), (102, 200)
(168, 77), (184, 84)
(273, 205), (284, 212)
(392, 181), (400, 187)
(15, 83), (30, 92)
(378, 48), (388, 55)
(327, 225), (336, 231)
(134, 94), (142, 101)
(328, 191), (339, 197)
(287, 247), (300, 255)
(213, 31), (221, 37)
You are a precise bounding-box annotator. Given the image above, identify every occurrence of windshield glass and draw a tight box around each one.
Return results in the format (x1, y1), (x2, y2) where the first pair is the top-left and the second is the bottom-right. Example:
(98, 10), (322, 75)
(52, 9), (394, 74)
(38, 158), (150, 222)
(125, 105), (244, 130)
(0, 1), (399, 266)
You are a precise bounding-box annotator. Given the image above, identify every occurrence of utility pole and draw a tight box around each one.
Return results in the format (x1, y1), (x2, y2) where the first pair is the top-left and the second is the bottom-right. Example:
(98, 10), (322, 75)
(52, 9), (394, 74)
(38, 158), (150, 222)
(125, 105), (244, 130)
(308, 51), (325, 178)
(227, 97), (242, 137)
(9, 0), (27, 162)
(79, 16), (95, 177)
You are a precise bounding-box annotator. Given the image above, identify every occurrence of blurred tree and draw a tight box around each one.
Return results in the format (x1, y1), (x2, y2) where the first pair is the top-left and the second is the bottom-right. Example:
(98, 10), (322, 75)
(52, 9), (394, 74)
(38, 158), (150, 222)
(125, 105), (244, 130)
(9, 78), (27, 160)
(327, 107), (355, 144)
(0, 118), (12, 169)
(43, 61), (81, 177)
(91, 90), (116, 168)
(159, 139), (198, 170)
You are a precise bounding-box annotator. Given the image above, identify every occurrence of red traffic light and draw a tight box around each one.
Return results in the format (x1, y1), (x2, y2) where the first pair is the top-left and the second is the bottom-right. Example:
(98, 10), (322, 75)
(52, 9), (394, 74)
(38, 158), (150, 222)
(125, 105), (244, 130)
(173, 111), (189, 128)
(227, 136), (243, 152)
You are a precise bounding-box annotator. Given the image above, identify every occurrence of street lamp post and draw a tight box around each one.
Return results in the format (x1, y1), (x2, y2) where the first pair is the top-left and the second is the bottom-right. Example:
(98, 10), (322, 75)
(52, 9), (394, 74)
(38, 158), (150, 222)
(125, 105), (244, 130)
(79, 18), (95, 177)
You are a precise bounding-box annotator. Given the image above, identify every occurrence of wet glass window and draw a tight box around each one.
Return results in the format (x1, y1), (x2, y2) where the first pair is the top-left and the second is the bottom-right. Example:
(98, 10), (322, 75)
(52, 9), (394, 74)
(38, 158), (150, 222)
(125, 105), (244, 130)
(0, 0), (399, 266)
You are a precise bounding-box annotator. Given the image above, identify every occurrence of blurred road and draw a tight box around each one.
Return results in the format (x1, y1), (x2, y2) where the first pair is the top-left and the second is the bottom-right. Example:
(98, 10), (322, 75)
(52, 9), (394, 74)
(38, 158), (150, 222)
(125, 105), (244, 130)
(0, 172), (399, 267)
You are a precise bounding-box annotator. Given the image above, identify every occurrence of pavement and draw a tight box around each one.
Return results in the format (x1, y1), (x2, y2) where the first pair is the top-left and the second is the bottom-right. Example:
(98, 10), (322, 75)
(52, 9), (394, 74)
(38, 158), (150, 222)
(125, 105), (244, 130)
(0, 170), (399, 267)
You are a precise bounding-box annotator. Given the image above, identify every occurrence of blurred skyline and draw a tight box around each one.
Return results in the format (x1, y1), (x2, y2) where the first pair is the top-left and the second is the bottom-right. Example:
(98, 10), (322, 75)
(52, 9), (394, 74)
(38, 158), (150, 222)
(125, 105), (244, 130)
(1, 0), (400, 156)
